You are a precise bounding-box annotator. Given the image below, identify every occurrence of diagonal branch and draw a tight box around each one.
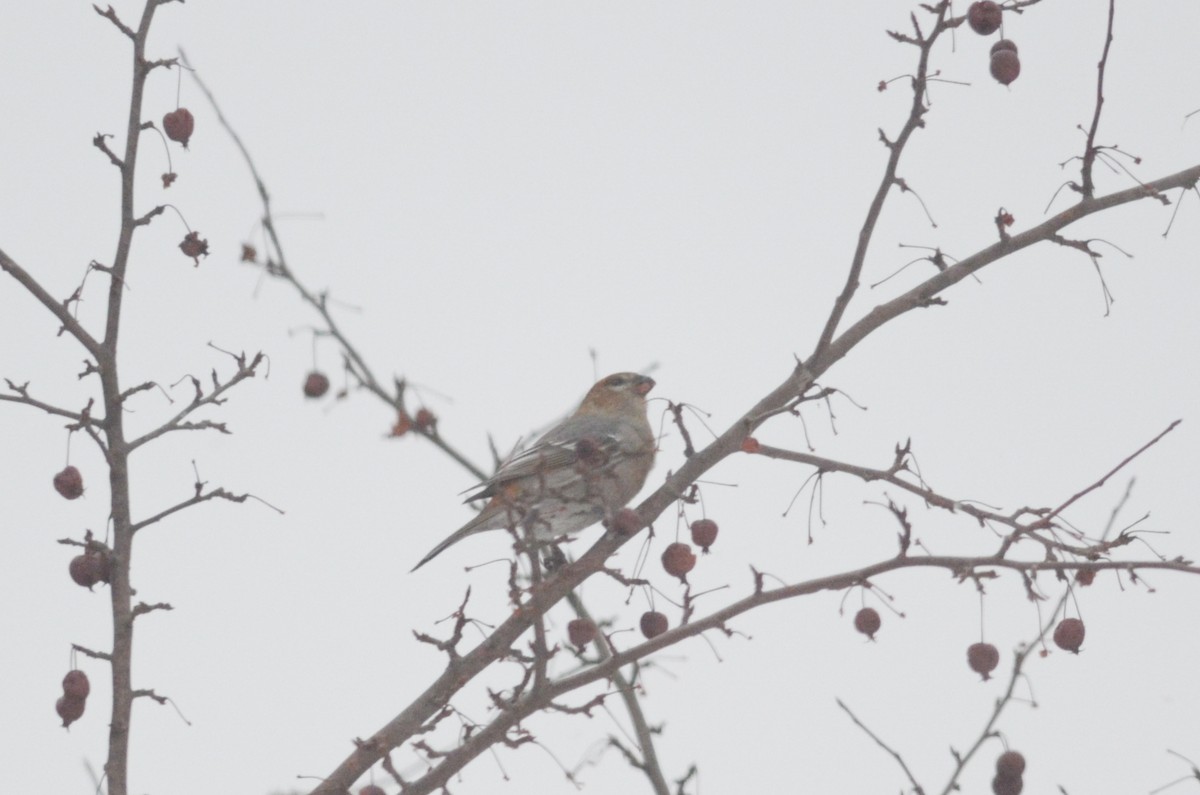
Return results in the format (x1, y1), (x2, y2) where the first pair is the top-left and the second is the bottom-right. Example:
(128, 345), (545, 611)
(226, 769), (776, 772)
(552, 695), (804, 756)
(814, 3), (950, 356)
(127, 352), (264, 450)
(0, 248), (104, 358)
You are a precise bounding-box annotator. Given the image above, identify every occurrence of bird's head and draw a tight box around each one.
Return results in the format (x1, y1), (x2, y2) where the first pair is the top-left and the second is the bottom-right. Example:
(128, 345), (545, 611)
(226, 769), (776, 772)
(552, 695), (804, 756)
(576, 372), (656, 416)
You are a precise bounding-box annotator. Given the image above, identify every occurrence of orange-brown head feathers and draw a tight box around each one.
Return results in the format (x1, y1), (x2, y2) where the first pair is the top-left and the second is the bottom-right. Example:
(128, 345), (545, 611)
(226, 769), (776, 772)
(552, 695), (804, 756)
(575, 372), (655, 418)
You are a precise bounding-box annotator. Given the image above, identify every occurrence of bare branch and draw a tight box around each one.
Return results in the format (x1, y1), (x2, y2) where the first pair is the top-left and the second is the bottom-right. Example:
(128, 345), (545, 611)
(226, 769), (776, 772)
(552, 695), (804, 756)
(131, 485), (273, 533)
(0, 249), (104, 357)
(1079, 0), (1118, 197)
(127, 352), (264, 450)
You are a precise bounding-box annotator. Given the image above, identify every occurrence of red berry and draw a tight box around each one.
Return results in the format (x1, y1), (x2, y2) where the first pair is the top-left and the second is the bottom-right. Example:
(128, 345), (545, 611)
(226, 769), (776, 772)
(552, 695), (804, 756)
(567, 618), (597, 649)
(53, 466), (84, 500)
(360, 786), (386, 795)
(1053, 617), (1085, 653)
(991, 39), (1019, 55)
(62, 670), (91, 700)
(741, 436), (761, 454)
(56, 695), (86, 728)
(990, 50), (1021, 85)
(992, 772), (1024, 795)
(853, 607), (881, 640)
(639, 611), (668, 639)
(303, 371), (330, 398)
(1074, 567), (1096, 586)
(689, 519), (718, 552)
(414, 407), (437, 431)
(967, 1), (1003, 36)
(162, 107), (195, 147)
(69, 552), (109, 589)
(996, 750), (1026, 777)
(967, 642), (1000, 680)
(661, 542), (696, 580)
(609, 508), (642, 536)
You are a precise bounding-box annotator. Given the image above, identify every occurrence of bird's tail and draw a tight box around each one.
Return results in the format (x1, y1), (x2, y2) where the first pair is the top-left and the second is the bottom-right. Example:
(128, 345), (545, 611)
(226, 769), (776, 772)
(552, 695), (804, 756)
(410, 521), (485, 572)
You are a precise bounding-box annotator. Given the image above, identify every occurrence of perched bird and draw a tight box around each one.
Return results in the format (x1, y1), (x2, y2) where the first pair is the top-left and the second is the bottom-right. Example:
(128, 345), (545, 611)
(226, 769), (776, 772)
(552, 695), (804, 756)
(412, 372), (657, 571)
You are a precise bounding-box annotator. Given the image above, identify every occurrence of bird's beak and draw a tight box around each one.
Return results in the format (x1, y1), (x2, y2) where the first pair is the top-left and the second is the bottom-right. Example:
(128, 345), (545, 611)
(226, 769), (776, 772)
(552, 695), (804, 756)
(633, 375), (655, 397)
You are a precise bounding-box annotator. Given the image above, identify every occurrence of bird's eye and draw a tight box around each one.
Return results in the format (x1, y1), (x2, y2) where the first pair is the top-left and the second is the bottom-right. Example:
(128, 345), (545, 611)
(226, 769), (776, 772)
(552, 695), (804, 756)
(606, 375), (628, 387)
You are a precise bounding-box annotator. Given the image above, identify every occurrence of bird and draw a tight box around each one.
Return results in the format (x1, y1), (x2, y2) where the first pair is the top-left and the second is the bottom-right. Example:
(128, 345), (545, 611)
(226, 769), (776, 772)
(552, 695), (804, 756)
(411, 372), (657, 571)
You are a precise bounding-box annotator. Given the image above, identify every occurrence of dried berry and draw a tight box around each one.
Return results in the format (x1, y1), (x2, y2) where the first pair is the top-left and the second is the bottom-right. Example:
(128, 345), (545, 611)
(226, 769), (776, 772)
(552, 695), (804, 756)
(359, 785), (386, 795)
(992, 772), (1023, 795)
(179, 231), (209, 265)
(414, 407), (437, 431)
(690, 519), (718, 552)
(991, 39), (1019, 55)
(639, 611), (668, 639)
(56, 695), (86, 728)
(996, 750), (1026, 778)
(162, 107), (195, 147)
(990, 50), (1021, 85)
(967, 642), (1000, 680)
(1074, 567), (1096, 586)
(62, 670), (91, 700)
(609, 508), (642, 536)
(661, 542), (696, 580)
(741, 436), (761, 453)
(1053, 617), (1085, 653)
(854, 607), (881, 640)
(967, 1), (1003, 36)
(567, 618), (597, 649)
(240, 244), (258, 263)
(390, 413), (413, 437)
(53, 466), (84, 500)
(303, 371), (330, 399)
(69, 552), (109, 589)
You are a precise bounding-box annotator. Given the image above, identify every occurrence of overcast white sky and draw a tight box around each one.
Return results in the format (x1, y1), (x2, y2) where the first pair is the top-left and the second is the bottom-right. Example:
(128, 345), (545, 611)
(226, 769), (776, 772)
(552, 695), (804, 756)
(3, 2), (1200, 793)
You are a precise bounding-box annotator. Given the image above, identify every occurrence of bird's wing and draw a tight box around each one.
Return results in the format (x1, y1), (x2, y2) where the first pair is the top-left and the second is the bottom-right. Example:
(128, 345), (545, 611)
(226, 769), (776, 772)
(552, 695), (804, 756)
(463, 416), (624, 502)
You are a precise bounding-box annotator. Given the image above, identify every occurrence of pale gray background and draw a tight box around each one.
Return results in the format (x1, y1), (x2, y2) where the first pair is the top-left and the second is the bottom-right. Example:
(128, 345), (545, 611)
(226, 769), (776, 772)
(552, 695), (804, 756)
(3, 2), (1199, 793)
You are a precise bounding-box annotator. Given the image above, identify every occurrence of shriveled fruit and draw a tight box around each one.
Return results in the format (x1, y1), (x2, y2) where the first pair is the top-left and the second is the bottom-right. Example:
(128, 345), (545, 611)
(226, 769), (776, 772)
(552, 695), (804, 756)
(690, 519), (718, 552)
(303, 371), (330, 398)
(967, 642), (1000, 680)
(639, 611), (668, 639)
(854, 607), (881, 639)
(1074, 567), (1096, 586)
(996, 750), (1026, 777)
(69, 552), (109, 589)
(179, 231), (209, 264)
(967, 1), (1003, 36)
(390, 413), (413, 436)
(567, 618), (597, 649)
(609, 508), (642, 536)
(661, 542), (696, 580)
(56, 695), (86, 728)
(992, 772), (1023, 795)
(414, 407), (437, 431)
(162, 107), (195, 147)
(991, 39), (1019, 55)
(62, 670), (91, 700)
(990, 49), (1021, 85)
(359, 786), (386, 795)
(53, 466), (84, 499)
(1053, 617), (1085, 653)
